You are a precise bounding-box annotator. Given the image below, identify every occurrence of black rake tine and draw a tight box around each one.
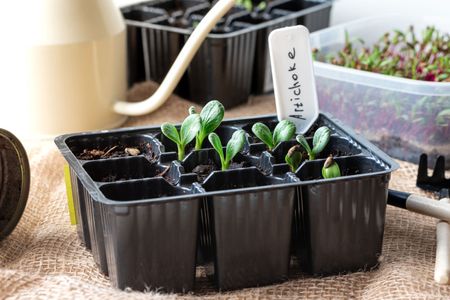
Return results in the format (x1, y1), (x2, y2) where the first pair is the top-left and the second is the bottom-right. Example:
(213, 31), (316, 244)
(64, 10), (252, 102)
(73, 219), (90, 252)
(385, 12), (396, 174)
(416, 154), (450, 191)
(416, 153), (429, 185)
(432, 156), (447, 181)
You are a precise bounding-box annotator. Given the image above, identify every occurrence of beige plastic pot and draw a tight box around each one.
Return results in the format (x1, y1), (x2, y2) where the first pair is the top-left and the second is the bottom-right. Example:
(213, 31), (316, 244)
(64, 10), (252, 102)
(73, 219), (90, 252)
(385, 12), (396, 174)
(0, 0), (235, 138)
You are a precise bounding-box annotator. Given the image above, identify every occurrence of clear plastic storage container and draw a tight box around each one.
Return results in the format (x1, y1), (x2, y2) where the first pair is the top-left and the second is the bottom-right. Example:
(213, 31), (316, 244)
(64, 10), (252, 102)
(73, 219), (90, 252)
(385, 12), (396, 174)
(310, 15), (450, 168)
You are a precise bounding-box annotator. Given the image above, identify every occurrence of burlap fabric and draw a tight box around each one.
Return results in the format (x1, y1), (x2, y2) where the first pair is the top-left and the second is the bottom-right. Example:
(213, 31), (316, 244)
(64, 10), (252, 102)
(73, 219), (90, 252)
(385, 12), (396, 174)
(1, 81), (450, 299)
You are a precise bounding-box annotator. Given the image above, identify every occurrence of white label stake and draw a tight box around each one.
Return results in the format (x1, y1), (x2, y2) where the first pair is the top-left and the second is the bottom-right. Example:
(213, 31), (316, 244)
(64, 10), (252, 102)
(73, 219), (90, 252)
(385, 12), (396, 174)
(268, 25), (319, 134)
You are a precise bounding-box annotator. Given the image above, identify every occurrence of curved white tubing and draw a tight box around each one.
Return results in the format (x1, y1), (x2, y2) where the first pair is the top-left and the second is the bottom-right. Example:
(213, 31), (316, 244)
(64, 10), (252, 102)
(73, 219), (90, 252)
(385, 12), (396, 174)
(114, 0), (236, 116)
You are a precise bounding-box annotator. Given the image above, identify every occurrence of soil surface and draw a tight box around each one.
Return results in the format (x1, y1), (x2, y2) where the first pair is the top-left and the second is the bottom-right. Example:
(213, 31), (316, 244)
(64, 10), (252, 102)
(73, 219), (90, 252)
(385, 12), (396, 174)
(100, 175), (127, 182)
(77, 143), (156, 161)
(191, 160), (249, 182)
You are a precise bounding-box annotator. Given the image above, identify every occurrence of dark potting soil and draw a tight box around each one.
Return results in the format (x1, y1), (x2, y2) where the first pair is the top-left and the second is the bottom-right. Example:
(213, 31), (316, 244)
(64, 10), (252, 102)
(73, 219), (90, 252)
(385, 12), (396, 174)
(191, 160), (249, 182)
(192, 161), (218, 182)
(322, 149), (352, 158)
(77, 143), (157, 161)
(100, 175), (126, 182)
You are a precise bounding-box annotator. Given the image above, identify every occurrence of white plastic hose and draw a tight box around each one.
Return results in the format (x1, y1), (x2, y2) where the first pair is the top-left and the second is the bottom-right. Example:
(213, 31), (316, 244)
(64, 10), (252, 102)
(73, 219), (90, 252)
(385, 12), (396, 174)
(114, 0), (236, 116)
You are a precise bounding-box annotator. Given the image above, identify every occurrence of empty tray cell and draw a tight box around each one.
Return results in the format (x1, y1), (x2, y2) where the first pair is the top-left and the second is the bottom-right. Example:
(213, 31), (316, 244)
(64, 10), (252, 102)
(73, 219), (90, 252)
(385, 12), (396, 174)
(99, 180), (201, 291)
(83, 156), (166, 182)
(320, 136), (362, 158)
(248, 142), (268, 158)
(200, 168), (296, 290)
(271, 0), (325, 13)
(235, 9), (296, 94)
(122, 7), (166, 22)
(148, 0), (208, 17)
(202, 167), (287, 191)
(185, 22), (257, 108)
(67, 133), (160, 161)
(295, 161), (391, 274)
(101, 177), (190, 201)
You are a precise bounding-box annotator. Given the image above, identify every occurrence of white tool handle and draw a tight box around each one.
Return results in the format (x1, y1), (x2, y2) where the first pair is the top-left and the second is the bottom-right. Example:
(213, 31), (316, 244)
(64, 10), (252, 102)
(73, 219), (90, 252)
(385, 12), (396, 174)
(435, 197), (450, 284)
(406, 194), (450, 222)
(113, 0), (236, 116)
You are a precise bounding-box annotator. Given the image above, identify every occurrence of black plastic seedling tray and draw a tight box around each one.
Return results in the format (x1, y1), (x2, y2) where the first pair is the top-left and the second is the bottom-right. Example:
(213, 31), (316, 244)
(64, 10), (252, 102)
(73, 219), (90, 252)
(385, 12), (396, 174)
(55, 113), (398, 292)
(122, 0), (332, 106)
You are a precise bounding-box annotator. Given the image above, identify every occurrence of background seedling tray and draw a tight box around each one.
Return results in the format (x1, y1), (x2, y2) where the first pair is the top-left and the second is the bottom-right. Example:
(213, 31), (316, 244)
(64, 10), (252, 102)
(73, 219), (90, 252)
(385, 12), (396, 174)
(122, 0), (332, 107)
(55, 113), (398, 292)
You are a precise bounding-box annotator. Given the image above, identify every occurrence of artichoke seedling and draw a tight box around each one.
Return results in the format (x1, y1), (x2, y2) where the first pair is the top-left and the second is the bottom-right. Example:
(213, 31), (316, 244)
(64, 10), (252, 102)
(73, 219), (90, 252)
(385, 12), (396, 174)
(161, 114), (201, 161)
(189, 100), (225, 150)
(285, 145), (302, 172)
(252, 120), (296, 151)
(322, 155), (341, 179)
(208, 130), (246, 171)
(296, 126), (331, 160)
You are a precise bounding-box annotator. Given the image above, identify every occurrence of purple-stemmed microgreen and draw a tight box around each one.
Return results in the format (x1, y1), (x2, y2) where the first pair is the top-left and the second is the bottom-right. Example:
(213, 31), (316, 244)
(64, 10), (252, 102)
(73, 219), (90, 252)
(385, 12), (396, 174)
(315, 26), (450, 83)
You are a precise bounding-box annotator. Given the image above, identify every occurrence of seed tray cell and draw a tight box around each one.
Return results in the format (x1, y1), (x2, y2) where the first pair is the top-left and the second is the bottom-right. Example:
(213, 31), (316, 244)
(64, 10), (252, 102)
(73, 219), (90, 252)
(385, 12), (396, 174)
(122, 0), (332, 104)
(55, 113), (397, 292)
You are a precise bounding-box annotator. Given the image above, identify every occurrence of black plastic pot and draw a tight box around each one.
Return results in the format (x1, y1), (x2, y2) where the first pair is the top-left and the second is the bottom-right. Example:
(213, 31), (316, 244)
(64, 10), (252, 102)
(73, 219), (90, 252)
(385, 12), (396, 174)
(55, 113), (398, 292)
(122, 0), (332, 105)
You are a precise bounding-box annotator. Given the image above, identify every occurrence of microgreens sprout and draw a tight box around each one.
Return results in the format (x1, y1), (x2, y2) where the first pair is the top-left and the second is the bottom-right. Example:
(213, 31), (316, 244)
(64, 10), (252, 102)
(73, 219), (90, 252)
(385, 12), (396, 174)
(315, 26), (450, 82)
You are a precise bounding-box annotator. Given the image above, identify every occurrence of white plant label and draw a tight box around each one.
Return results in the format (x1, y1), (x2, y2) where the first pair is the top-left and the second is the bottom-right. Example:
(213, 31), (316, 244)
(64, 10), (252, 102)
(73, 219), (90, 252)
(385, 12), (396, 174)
(268, 25), (319, 134)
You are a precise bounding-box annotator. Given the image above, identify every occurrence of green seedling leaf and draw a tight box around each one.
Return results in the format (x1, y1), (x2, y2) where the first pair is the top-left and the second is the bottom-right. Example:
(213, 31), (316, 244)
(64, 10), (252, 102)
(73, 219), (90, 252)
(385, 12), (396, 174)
(285, 145), (302, 172)
(322, 155), (341, 179)
(296, 134), (312, 158)
(208, 132), (224, 164)
(256, 1), (267, 10)
(273, 120), (296, 146)
(296, 126), (331, 160)
(161, 114), (200, 161)
(195, 100), (225, 150)
(161, 123), (180, 145)
(252, 122), (274, 150)
(312, 126), (331, 155)
(224, 130), (246, 170)
(180, 113), (201, 146)
(208, 130), (246, 170)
